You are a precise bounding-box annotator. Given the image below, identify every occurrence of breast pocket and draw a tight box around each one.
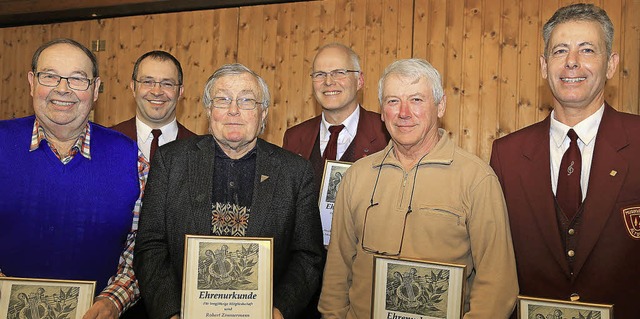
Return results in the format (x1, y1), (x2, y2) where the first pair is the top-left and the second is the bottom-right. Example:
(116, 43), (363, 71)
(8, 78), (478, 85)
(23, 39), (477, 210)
(416, 206), (465, 226)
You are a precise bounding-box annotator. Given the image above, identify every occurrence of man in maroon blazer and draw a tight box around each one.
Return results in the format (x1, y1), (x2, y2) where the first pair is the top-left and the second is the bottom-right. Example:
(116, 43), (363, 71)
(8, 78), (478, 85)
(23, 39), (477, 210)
(112, 50), (195, 162)
(112, 50), (195, 319)
(490, 4), (640, 318)
(282, 43), (389, 319)
(283, 43), (389, 194)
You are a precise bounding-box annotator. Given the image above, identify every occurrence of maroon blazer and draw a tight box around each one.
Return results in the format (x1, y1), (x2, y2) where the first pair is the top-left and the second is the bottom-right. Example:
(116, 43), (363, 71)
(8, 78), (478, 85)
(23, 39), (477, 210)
(490, 104), (640, 318)
(282, 106), (390, 162)
(111, 117), (196, 142)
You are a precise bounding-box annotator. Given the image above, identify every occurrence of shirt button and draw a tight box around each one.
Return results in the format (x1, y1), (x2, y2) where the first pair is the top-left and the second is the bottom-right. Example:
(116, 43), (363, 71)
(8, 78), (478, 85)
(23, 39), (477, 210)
(567, 250), (575, 257)
(229, 181), (235, 187)
(568, 228), (575, 235)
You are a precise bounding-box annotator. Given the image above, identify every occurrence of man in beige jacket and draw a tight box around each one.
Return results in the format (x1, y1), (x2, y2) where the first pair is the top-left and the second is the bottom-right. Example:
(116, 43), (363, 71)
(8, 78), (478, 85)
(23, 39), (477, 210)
(319, 58), (518, 318)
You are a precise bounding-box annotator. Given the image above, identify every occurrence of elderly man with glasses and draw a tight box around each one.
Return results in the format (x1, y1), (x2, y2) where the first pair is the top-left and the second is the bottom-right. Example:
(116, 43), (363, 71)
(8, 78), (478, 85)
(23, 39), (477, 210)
(134, 63), (325, 319)
(0, 38), (141, 319)
(319, 59), (518, 319)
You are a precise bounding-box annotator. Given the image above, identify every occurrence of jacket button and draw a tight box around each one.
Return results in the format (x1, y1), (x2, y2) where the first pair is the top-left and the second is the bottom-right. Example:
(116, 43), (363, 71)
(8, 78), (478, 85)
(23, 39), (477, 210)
(570, 293), (580, 301)
(567, 250), (575, 257)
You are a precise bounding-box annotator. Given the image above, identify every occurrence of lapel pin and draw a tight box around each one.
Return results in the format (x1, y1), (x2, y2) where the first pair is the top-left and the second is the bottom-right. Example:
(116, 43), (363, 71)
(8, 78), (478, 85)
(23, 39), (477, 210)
(610, 170), (617, 176)
(260, 175), (269, 182)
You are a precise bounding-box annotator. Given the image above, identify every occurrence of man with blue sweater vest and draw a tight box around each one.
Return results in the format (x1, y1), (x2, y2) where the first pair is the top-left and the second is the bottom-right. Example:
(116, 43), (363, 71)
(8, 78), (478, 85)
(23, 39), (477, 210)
(0, 38), (140, 319)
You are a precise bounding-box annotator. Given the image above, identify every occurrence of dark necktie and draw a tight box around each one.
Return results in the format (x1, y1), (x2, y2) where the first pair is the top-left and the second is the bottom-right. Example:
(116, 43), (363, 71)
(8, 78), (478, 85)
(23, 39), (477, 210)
(149, 129), (162, 161)
(557, 129), (582, 220)
(322, 124), (345, 161)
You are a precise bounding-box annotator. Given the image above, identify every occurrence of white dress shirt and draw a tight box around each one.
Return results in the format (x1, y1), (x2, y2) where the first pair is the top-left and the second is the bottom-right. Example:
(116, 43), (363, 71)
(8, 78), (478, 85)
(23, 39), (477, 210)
(320, 106), (360, 160)
(136, 117), (179, 160)
(549, 104), (605, 200)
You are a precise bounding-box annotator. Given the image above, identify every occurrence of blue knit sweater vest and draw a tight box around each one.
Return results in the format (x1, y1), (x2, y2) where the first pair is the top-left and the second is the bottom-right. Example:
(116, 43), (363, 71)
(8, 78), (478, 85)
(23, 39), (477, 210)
(0, 116), (139, 293)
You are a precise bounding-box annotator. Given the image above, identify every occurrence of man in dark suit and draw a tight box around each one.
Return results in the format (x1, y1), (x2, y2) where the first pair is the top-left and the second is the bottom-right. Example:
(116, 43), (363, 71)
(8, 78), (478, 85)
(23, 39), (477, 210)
(114, 51), (195, 319)
(134, 63), (324, 319)
(490, 4), (640, 318)
(112, 50), (195, 162)
(283, 43), (389, 194)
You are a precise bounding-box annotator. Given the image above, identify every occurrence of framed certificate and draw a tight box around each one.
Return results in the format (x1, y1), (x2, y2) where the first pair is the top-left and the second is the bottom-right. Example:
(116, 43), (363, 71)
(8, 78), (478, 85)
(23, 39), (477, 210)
(517, 295), (613, 319)
(319, 160), (352, 245)
(0, 277), (95, 319)
(372, 256), (466, 319)
(181, 235), (273, 318)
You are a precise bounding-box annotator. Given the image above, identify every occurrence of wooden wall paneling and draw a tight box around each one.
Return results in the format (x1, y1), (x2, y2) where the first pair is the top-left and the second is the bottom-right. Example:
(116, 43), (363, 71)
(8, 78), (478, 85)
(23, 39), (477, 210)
(538, 0), (559, 117)
(332, 0), (351, 44)
(113, 16), (133, 127)
(319, 0), (337, 43)
(361, 0), (384, 112)
(273, 3), (294, 144)
(237, 4), (266, 139)
(88, 18), (104, 123)
(517, 0), (542, 128)
(442, 0), (463, 141)
(111, 16), (136, 126)
(281, 2), (312, 136)
(602, 0), (622, 109)
(94, 18), (118, 125)
(14, 25), (49, 119)
(258, 4), (280, 143)
(420, 0), (447, 77)
(621, 0), (640, 114)
(175, 10), (200, 133)
(396, 0), (413, 60)
(459, 0), (482, 155)
(1, 27), (20, 119)
(497, 0), (519, 137)
(411, 0), (428, 59)
(478, 0), (501, 161)
(380, 0), (399, 73)
(204, 7), (242, 134)
(348, 0), (369, 110)
(274, 4), (296, 145)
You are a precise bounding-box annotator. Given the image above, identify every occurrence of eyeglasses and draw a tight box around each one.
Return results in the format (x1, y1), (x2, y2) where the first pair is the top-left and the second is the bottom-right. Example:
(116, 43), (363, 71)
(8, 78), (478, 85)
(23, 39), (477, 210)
(211, 97), (263, 110)
(35, 72), (94, 91)
(361, 147), (425, 256)
(134, 79), (181, 90)
(310, 69), (359, 82)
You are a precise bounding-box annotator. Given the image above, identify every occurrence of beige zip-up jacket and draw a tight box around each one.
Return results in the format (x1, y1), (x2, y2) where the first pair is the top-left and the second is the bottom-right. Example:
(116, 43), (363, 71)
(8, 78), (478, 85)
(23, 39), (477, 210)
(319, 129), (518, 319)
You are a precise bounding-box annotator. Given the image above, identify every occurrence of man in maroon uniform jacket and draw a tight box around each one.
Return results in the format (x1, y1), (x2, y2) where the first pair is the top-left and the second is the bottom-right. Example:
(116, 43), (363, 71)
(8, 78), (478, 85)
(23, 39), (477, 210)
(490, 4), (640, 318)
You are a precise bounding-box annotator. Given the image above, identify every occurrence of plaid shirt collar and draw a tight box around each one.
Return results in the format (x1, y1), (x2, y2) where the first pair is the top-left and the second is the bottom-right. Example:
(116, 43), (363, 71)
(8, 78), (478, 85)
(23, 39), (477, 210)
(30, 118), (91, 163)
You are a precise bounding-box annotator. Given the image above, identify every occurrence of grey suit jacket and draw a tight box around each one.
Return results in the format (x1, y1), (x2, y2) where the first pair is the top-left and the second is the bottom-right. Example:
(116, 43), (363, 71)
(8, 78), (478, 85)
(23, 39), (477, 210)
(134, 135), (324, 319)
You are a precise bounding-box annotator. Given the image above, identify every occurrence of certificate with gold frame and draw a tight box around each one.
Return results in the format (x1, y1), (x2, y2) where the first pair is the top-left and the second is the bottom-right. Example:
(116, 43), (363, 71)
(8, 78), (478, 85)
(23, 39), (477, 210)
(517, 295), (613, 319)
(0, 277), (95, 319)
(181, 235), (273, 318)
(319, 160), (352, 245)
(372, 256), (466, 319)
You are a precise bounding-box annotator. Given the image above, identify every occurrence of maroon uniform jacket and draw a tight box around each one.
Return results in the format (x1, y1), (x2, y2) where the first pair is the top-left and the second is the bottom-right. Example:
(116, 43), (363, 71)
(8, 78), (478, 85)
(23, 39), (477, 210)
(490, 104), (640, 319)
(111, 117), (196, 142)
(282, 106), (389, 162)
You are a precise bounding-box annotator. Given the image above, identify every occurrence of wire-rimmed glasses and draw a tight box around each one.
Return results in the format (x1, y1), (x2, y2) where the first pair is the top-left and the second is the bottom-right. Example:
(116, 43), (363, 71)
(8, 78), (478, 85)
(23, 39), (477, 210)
(133, 79), (181, 90)
(211, 97), (263, 110)
(310, 69), (360, 82)
(35, 72), (95, 91)
(360, 147), (424, 256)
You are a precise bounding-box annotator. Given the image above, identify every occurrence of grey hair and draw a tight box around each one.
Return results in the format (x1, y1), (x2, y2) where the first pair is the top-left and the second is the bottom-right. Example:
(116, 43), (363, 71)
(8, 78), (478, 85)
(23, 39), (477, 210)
(313, 43), (361, 71)
(378, 59), (444, 106)
(202, 63), (270, 133)
(542, 3), (614, 57)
